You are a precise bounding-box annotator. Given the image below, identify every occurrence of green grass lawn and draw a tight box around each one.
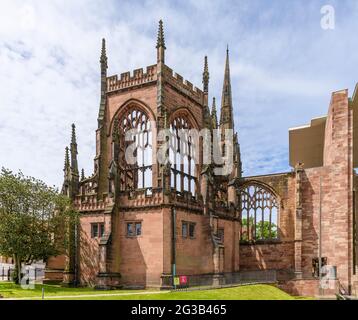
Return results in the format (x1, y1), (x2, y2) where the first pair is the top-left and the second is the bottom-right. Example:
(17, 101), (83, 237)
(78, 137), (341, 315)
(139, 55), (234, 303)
(72, 285), (311, 300)
(0, 282), (312, 300)
(0, 282), (147, 299)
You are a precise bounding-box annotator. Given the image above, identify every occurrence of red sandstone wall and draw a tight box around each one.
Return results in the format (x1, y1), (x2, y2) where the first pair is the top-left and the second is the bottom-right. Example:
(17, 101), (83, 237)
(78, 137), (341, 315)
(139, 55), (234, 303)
(300, 167), (324, 278)
(78, 213), (108, 286)
(239, 174), (296, 275)
(116, 209), (165, 287)
(164, 85), (203, 128)
(240, 90), (354, 295)
(240, 242), (294, 272)
(107, 85), (158, 125)
(162, 208), (172, 275)
(46, 255), (66, 270)
(175, 210), (239, 275)
(220, 219), (240, 273)
(278, 279), (320, 297)
(45, 251), (66, 282)
(175, 210), (213, 275)
(301, 90), (353, 289)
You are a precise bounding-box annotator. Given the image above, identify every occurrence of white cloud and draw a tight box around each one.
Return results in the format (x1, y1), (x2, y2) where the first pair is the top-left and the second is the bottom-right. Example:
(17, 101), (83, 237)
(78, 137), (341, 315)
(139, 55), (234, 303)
(0, 0), (357, 187)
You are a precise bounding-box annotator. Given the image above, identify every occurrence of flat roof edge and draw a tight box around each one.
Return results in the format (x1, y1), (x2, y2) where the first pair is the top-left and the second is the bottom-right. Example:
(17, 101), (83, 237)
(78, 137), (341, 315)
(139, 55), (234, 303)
(289, 115), (326, 132)
(243, 171), (292, 179)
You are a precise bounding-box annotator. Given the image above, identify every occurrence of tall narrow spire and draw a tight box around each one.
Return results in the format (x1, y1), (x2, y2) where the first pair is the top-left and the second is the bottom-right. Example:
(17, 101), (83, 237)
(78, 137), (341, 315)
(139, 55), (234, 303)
(98, 38), (108, 127)
(203, 56), (209, 93)
(156, 20), (166, 49)
(70, 124), (79, 176)
(62, 146), (71, 196)
(233, 133), (242, 178)
(220, 46), (234, 130)
(71, 123), (77, 145)
(100, 38), (108, 68)
(211, 97), (218, 129)
(64, 146), (70, 173)
(202, 56), (211, 128)
(156, 20), (166, 63)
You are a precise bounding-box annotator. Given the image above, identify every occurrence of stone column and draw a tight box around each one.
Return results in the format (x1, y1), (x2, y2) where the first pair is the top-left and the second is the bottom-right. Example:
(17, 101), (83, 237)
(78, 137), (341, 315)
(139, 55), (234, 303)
(294, 163), (304, 278)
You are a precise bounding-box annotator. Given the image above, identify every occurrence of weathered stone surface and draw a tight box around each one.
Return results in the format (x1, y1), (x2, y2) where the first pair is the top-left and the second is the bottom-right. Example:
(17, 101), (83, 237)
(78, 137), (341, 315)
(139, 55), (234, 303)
(43, 24), (357, 297)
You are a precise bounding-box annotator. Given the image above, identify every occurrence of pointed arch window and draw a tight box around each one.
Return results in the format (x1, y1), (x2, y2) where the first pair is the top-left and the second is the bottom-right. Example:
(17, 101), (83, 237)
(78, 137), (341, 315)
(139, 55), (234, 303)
(116, 107), (152, 191)
(169, 116), (197, 196)
(239, 183), (279, 241)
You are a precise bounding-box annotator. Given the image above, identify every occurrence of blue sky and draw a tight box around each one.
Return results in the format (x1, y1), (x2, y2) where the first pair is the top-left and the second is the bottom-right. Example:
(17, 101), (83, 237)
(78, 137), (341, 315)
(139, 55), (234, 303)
(0, 0), (357, 188)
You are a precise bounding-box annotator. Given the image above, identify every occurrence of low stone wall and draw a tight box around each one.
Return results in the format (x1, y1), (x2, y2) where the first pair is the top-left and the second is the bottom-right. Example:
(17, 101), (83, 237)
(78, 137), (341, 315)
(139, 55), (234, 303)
(278, 279), (338, 297)
(43, 268), (65, 284)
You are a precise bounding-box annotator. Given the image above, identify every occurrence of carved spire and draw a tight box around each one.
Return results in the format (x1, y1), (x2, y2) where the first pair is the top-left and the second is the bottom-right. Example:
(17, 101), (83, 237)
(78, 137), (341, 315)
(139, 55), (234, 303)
(211, 97), (218, 129)
(62, 146), (71, 196)
(156, 20), (166, 49)
(98, 38), (108, 127)
(81, 168), (85, 181)
(156, 20), (166, 63)
(201, 56), (211, 129)
(70, 124), (79, 176)
(220, 45), (234, 130)
(64, 146), (70, 173)
(100, 38), (108, 68)
(233, 133), (242, 178)
(203, 56), (209, 93)
(71, 123), (77, 145)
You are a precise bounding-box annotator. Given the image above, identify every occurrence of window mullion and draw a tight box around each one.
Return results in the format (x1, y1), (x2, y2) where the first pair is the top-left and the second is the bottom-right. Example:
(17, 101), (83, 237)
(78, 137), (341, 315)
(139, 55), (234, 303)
(269, 207), (272, 239)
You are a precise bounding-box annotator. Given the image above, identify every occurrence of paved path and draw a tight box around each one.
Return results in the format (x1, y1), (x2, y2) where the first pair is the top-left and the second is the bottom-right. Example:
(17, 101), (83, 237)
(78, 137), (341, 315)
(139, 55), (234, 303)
(2, 290), (171, 300)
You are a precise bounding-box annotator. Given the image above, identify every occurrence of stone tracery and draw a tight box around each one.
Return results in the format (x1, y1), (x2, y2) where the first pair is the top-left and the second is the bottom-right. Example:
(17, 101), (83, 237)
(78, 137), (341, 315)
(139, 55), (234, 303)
(117, 107), (153, 191)
(169, 115), (197, 196)
(239, 183), (279, 241)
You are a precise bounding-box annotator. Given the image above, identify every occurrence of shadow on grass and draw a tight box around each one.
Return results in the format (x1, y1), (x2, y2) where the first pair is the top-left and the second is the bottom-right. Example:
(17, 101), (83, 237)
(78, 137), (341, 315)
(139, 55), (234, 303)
(0, 283), (314, 300)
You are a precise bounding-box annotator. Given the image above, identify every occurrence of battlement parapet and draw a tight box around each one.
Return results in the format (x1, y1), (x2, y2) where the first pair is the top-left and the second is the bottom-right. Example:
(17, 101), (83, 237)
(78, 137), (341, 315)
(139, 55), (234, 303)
(163, 65), (204, 105)
(107, 65), (157, 93)
(119, 188), (161, 205)
(74, 193), (113, 212)
(106, 63), (204, 103)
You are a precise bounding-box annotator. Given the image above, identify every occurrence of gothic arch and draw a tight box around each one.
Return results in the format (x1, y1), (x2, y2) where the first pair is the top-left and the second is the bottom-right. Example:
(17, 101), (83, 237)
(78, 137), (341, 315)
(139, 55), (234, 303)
(237, 180), (280, 241)
(237, 180), (280, 201)
(169, 110), (198, 196)
(108, 99), (156, 136)
(169, 107), (200, 130)
(113, 103), (153, 191)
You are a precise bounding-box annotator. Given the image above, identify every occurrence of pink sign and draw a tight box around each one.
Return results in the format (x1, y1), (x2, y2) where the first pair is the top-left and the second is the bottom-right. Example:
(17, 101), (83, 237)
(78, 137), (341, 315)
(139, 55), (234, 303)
(179, 276), (188, 285)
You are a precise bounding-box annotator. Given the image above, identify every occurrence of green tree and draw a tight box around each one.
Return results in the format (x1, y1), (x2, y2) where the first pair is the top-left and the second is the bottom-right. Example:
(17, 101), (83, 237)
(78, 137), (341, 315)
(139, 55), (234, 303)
(0, 168), (77, 284)
(255, 221), (277, 239)
(241, 217), (277, 240)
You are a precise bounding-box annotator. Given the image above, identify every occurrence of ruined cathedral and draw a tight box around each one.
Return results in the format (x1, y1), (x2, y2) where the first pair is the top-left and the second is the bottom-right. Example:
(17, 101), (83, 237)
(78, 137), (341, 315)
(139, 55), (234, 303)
(45, 21), (358, 297)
